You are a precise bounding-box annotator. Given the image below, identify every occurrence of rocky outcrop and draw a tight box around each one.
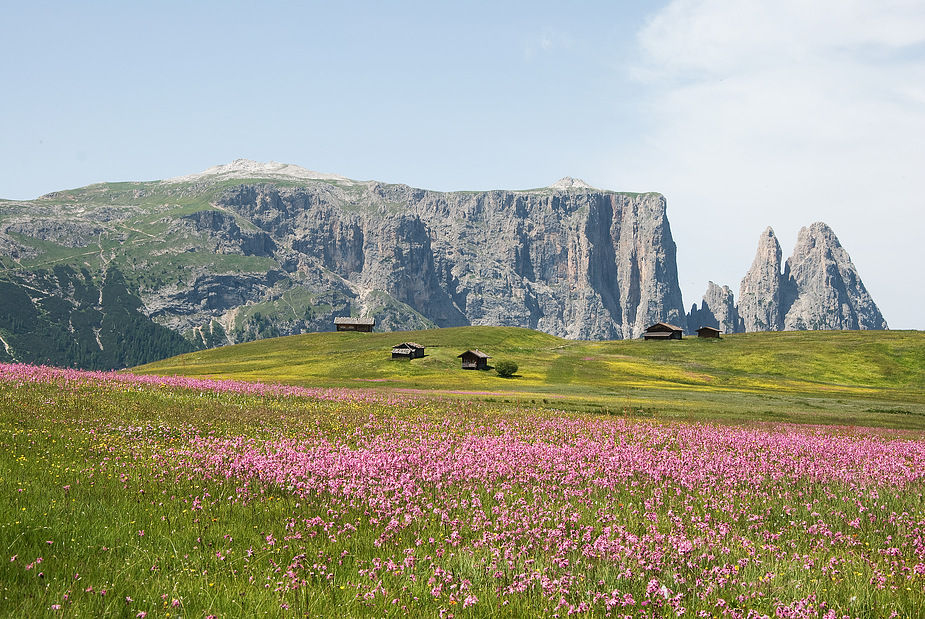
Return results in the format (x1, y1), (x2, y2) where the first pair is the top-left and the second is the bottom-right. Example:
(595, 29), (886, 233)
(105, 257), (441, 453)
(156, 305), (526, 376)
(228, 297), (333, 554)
(687, 282), (743, 334)
(174, 210), (276, 257)
(781, 222), (887, 330)
(216, 182), (686, 340)
(738, 227), (786, 332)
(0, 231), (39, 260)
(3, 219), (103, 248)
(736, 223), (887, 332)
(144, 270), (290, 326)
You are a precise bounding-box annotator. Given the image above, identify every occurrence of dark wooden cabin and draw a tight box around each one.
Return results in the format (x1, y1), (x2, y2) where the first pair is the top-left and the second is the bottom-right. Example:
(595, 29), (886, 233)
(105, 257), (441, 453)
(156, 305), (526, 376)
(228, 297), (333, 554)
(391, 342), (425, 360)
(642, 322), (684, 340)
(696, 326), (722, 339)
(334, 317), (375, 332)
(458, 349), (491, 370)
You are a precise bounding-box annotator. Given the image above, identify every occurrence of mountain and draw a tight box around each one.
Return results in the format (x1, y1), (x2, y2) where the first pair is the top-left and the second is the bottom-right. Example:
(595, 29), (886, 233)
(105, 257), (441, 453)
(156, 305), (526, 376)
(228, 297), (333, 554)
(688, 223), (888, 334)
(0, 160), (889, 369)
(686, 281), (743, 335)
(0, 160), (686, 367)
(780, 222), (887, 330)
(737, 227), (785, 332)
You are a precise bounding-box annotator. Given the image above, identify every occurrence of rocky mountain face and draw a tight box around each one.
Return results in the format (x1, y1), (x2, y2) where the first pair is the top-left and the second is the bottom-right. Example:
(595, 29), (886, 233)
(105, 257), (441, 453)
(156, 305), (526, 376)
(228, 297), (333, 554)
(780, 222), (887, 330)
(737, 227), (785, 332)
(688, 222), (888, 334)
(213, 180), (687, 340)
(0, 161), (687, 367)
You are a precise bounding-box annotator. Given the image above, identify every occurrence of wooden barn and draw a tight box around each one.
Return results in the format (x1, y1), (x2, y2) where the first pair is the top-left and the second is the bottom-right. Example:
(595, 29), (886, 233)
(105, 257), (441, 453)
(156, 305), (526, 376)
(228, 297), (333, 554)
(391, 342), (425, 360)
(642, 322), (684, 340)
(458, 349), (491, 370)
(696, 326), (722, 339)
(334, 317), (375, 332)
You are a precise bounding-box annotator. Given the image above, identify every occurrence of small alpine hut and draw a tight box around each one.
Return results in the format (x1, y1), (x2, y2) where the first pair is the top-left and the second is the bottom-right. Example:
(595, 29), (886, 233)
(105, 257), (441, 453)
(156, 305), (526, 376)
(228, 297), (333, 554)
(458, 349), (491, 370)
(696, 326), (722, 339)
(391, 342), (425, 360)
(334, 316), (375, 332)
(642, 322), (684, 340)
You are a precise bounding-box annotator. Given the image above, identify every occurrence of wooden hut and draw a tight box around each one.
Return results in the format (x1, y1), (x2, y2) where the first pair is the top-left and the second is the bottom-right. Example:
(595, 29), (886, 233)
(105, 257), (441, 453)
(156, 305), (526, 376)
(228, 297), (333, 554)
(696, 326), (722, 339)
(391, 342), (425, 360)
(334, 317), (375, 332)
(458, 349), (491, 370)
(642, 322), (684, 340)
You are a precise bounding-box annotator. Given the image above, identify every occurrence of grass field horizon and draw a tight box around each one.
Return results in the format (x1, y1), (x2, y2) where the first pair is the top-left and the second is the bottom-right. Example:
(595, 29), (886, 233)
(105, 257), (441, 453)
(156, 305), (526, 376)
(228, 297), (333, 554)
(136, 326), (925, 430)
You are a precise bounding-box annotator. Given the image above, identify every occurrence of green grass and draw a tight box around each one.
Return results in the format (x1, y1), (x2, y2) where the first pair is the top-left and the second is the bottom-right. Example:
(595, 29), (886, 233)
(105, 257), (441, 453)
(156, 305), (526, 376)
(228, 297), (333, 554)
(135, 327), (925, 429)
(3, 368), (925, 617)
(0, 383), (338, 617)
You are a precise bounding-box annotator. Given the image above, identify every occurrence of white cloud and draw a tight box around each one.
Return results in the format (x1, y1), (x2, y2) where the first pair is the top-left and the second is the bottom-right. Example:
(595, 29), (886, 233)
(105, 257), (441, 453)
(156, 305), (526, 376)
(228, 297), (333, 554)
(637, 0), (925, 78)
(634, 0), (925, 167)
(620, 0), (925, 328)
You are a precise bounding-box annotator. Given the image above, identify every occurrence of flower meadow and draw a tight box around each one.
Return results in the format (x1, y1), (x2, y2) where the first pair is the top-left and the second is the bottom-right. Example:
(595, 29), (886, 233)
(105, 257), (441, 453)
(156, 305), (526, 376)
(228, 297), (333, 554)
(2, 363), (925, 617)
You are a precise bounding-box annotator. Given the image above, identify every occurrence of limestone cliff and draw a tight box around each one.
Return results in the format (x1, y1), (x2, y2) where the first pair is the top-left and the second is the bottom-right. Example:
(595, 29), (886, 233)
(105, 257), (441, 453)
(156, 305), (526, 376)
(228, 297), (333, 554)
(738, 227), (786, 332)
(216, 180), (687, 340)
(736, 223), (887, 332)
(781, 222), (887, 330)
(0, 161), (687, 347)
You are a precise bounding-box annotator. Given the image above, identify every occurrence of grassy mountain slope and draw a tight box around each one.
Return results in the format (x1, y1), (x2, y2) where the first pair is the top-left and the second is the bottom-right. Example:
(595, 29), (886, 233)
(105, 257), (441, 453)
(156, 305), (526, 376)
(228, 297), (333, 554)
(0, 176), (383, 366)
(135, 327), (925, 429)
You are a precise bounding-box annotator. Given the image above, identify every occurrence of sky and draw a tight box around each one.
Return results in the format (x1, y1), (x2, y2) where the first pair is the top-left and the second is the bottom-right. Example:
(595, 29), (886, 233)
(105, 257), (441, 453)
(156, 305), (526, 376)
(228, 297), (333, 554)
(2, 0), (923, 329)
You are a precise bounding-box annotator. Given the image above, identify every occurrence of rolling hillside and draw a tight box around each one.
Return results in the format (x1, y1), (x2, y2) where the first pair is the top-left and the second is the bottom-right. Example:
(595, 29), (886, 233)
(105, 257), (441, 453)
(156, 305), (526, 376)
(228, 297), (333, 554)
(135, 327), (925, 428)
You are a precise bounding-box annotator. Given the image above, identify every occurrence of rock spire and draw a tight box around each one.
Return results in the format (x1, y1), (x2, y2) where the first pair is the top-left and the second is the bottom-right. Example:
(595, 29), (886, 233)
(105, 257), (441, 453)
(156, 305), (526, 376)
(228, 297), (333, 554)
(733, 223), (887, 332)
(781, 222), (887, 330)
(738, 227), (785, 332)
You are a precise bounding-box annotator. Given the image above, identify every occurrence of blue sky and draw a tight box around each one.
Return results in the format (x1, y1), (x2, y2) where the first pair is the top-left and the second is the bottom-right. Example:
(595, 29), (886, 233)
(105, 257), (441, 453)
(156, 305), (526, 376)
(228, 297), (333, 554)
(3, 1), (924, 329)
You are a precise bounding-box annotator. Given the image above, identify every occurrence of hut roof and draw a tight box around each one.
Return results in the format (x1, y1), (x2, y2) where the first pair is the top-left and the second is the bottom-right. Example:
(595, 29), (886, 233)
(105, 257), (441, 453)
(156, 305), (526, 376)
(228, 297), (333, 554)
(645, 322), (685, 333)
(457, 349), (491, 359)
(696, 326), (722, 334)
(334, 317), (376, 326)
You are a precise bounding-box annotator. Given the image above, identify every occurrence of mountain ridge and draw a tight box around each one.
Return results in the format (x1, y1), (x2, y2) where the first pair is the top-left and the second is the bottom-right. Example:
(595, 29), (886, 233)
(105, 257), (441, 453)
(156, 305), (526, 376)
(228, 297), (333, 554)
(0, 160), (887, 369)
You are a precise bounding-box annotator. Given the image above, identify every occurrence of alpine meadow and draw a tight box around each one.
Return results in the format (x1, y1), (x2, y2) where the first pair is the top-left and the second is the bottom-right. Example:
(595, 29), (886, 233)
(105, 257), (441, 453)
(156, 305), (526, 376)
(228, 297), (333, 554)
(3, 327), (925, 617)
